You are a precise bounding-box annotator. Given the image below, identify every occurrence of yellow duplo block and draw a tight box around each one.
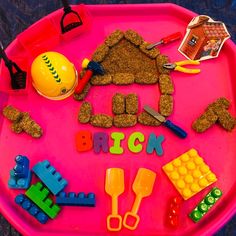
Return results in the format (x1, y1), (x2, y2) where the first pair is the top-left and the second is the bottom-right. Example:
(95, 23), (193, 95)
(162, 148), (217, 200)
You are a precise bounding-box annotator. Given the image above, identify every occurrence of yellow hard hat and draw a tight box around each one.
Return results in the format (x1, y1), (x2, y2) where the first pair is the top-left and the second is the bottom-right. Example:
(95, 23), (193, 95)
(31, 52), (78, 100)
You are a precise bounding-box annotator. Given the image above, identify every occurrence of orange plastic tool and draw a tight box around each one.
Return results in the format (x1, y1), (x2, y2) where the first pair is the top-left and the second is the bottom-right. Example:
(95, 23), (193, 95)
(105, 168), (124, 231)
(123, 168), (156, 230)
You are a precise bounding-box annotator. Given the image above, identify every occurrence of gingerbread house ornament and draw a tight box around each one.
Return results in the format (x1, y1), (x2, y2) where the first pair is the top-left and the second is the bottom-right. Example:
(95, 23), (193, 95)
(178, 15), (230, 61)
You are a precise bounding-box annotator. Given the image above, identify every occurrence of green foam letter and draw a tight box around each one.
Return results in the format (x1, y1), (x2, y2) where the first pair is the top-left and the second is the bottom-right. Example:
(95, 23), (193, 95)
(128, 132), (145, 153)
(109, 132), (125, 154)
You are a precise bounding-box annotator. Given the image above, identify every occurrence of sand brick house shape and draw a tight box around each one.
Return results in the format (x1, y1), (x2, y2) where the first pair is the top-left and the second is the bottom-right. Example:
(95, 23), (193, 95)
(179, 15), (230, 61)
(75, 29), (175, 128)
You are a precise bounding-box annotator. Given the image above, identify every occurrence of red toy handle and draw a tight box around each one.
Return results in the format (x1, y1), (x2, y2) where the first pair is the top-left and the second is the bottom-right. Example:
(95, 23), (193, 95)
(75, 70), (93, 93)
(162, 32), (182, 44)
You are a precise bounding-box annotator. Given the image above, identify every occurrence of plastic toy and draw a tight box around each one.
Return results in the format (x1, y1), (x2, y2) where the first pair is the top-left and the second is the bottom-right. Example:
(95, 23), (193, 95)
(15, 194), (49, 224)
(109, 132), (125, 154)
(144, 105), (187, 138)
(75, 58), (105, 94)
(13, 155), (29, 178)
(56, 192), (95, 207)
(32, 160), (68, 195)
(0, 41), (26, 90)
(94, 132), (109, 154)
(60, 0), (83, 34)
(105, 168), (124, 231)
(25, 182), (60, 219)
(31, 52), (78, 100)
(166, 196), (182, 228)
(146, 32), (182, 50)
(75, 130), (93, 152)
(128, 132), (145, 153)
(76, 130), (167, 155)
(8, 155), (32, 189)
(146, 133), (164, 156)
(189, 187), (222, 222)
(162, 149), (217, 200)
(123, 168), (156, 230)
(163, 60), (200, 74)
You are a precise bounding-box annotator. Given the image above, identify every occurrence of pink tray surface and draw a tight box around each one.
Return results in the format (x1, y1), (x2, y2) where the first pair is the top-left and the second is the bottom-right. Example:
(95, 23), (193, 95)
(0, 3), (236, 236)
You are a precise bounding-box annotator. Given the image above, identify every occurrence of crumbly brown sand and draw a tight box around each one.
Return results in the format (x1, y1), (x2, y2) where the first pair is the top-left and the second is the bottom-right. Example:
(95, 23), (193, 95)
(192, 97), (236, 132)
(159, 95), (173, 116)
(101, 39), (158, 77)
(3, 105), (43, 138)
(138, 111), (162, 126)
(105, 30), (124, 47)
(112, 93), (125, 115)
(90, 114), (113, 128)
(113, 114), (137, 128)
(192, 109), (218, 132)
(159, 74), (174, 94)
(78, 102), (92, 123)
(126, 94), (138, 114)
(156, 55), (170, 75)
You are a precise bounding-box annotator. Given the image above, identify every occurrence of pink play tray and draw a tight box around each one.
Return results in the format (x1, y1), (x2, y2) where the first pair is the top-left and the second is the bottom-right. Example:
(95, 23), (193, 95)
(0, 3), (236, 236)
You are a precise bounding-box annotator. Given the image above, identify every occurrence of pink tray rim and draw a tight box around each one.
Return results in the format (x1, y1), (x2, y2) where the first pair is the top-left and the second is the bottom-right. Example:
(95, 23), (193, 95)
(1, 3), (236, 236)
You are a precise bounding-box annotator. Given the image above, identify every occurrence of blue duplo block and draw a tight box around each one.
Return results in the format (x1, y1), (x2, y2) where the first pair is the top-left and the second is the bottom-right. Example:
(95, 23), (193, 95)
(8, 155), (32, 189)
(13, 155), (29, 178)
(15, 194), (49, 224)
(56, 192), (96, 207)
(32, 160), (67, 195)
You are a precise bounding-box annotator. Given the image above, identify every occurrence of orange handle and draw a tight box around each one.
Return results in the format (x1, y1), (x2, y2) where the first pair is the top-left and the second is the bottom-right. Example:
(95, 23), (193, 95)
(123, 194), (142, 230)
(107, 214), (123, 231)
(123, 211), (140, 230)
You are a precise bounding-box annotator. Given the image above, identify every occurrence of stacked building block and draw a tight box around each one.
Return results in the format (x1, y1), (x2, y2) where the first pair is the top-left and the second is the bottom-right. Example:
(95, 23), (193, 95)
(56, 192), (96, 206)
(8, 155), (32, 189)
(32, 160), (68, 195)
(189, 187), (222, 222)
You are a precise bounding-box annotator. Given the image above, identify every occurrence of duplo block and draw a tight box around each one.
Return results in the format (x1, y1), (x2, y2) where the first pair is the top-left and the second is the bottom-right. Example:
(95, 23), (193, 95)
(162, 149), (217, 200)
(8, 155), (32, 189)
(56, 192), (96, 207)
(32, 160), (67, 195)
(166, 196), (182, 228)
(15, 194), (49, 224)
(13, 155), (29, 178)
(189, 187), (222, 222)
(25, 182), (60, 219)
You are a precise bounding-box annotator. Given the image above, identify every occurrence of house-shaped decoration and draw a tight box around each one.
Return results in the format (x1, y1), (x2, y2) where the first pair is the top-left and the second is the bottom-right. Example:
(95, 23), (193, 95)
(178, 15), (230, 61)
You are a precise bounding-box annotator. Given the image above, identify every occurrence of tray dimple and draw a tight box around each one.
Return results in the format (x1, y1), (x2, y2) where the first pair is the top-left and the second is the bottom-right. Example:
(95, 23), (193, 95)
(0, 3), (236, 236)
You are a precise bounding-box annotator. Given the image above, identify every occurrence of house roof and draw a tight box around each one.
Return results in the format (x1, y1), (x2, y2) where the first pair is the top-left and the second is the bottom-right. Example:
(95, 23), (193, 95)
(202, 22), (230, 39)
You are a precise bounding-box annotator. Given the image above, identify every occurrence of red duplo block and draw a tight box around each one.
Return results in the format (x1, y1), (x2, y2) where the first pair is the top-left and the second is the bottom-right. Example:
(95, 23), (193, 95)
(166, 196), (182, 228)
(76, 131), (93, 152)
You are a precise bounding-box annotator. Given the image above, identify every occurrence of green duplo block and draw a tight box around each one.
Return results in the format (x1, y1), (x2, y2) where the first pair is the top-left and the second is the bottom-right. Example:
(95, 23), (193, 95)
(189, 187), (222, 222)
(26, 182), (60, 219)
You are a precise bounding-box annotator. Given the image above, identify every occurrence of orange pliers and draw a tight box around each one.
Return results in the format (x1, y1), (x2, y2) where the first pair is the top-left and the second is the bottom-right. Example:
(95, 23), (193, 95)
(163, 60), (200, 74)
